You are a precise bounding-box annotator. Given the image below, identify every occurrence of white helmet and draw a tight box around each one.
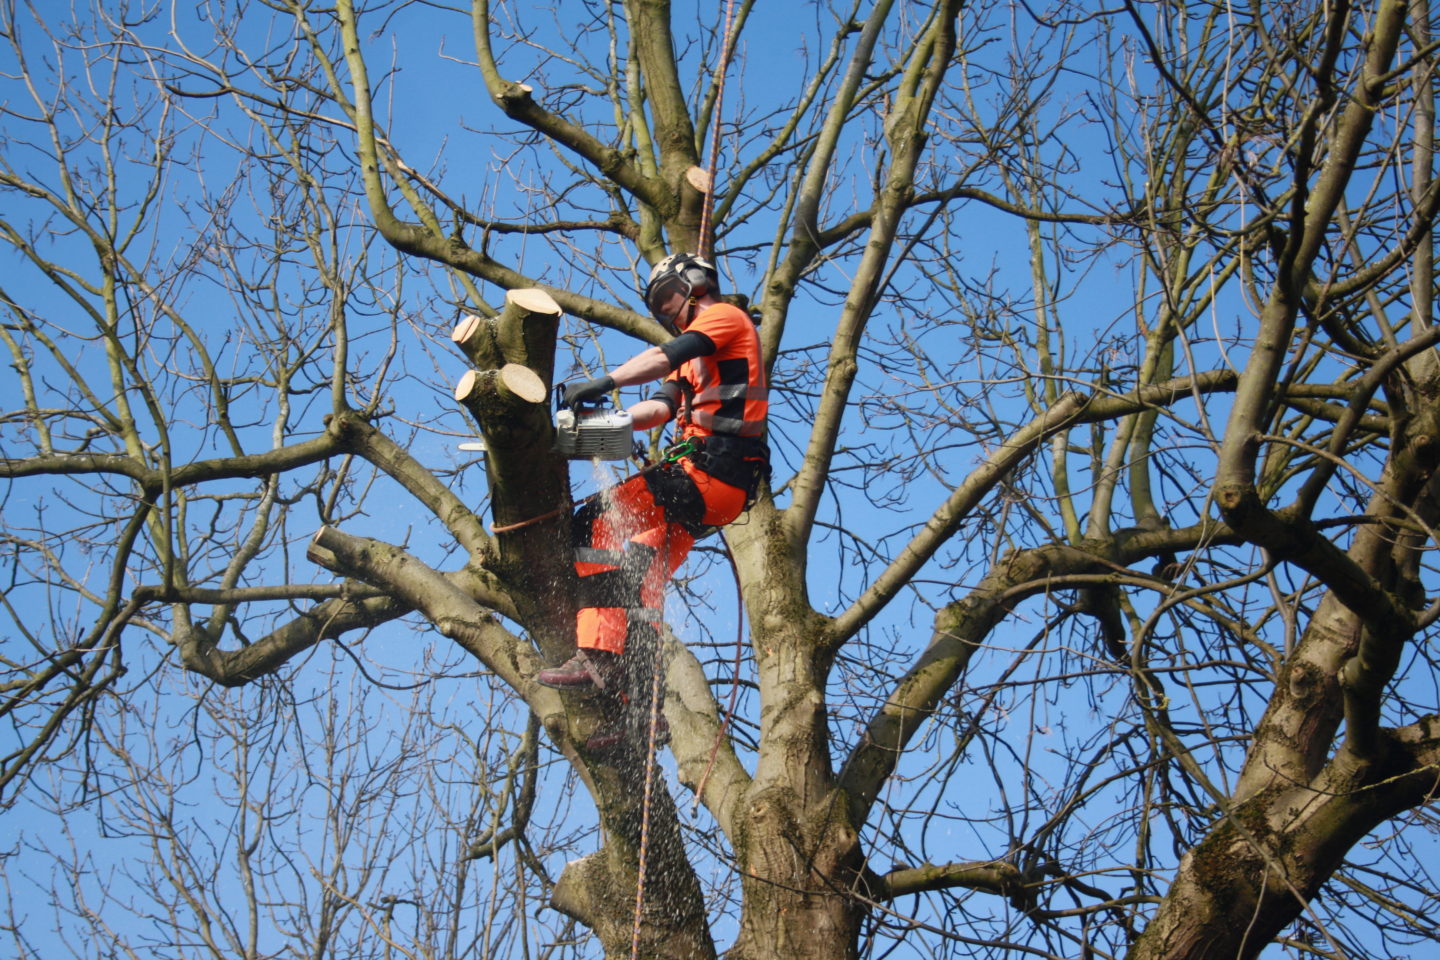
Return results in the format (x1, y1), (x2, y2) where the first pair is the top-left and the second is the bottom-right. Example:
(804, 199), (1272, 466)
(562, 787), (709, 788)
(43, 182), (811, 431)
(643, 252), (719, 334)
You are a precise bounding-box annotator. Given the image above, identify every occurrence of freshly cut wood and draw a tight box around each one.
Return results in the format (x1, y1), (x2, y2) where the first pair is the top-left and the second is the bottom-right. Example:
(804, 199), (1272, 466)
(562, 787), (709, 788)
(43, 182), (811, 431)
(506, 287), (561, 317)
(495, 289), (564, 379)
(452, 290), (560, 357)
(454, 370), (481, 403)
(306, 526), (335, 566)
(686, 166), (713, 193)
(451, 313), (486, 348)
(453, 363), (546, 404)
(499, 362), (547, 403)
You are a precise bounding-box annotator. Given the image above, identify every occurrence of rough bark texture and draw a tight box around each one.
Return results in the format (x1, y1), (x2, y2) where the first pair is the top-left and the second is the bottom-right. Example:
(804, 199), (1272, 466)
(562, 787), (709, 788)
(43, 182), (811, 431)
(553, 781), (717, 960)
(450, 290), (575, 655)
(12, 1), (1440, 958)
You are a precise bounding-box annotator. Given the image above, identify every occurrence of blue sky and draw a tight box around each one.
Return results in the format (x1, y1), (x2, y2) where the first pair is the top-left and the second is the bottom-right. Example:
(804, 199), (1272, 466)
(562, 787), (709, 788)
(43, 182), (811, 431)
(3, 2), (1436, 958)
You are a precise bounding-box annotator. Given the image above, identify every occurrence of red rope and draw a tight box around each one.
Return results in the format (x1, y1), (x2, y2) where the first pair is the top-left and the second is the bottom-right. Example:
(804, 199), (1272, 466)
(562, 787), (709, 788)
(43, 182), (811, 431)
(632, 6), (739, 951)
(696, 0), (738, 260)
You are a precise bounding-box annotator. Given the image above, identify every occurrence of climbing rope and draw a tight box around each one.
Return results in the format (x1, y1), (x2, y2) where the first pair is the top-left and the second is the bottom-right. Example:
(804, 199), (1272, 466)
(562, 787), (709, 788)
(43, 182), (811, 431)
(629, 514), (676, 959)
(696, 0), (738, 261)
(633, 5), (740, 952)
(630, 604), (668, 959)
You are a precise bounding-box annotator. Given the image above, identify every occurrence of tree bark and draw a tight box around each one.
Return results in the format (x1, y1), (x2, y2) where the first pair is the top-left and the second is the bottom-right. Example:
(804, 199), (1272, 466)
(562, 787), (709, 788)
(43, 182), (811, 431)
(1130, 727), (1440, 960)
(450, 290), (574, 656)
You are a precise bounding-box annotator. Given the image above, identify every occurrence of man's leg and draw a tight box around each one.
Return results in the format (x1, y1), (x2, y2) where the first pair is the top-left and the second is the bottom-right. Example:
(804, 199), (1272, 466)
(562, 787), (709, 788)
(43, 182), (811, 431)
(537, 475), (667, 689)
(538, 461), (724, 693)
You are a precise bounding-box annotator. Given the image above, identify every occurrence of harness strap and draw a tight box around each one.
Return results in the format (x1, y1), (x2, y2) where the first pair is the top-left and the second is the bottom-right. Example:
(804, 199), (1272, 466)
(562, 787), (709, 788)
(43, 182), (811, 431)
(680, 434), (770, 495)
(575, 546), (626, 566)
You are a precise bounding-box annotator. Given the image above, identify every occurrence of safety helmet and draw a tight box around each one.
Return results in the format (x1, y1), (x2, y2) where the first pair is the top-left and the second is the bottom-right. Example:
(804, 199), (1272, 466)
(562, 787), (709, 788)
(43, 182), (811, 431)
(643, 252), (719, 334)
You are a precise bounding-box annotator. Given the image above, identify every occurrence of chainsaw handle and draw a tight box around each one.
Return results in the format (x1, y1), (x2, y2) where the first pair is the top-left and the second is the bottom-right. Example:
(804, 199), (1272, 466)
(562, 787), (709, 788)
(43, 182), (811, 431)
(556, 379), (613, 412)
(555, 383), (588, 411)
(555, 386), (598, 412)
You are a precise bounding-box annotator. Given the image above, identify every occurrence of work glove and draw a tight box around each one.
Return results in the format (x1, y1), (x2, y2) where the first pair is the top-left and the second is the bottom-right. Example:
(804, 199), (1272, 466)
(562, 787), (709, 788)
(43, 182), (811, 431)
(561, 375), (615, 409)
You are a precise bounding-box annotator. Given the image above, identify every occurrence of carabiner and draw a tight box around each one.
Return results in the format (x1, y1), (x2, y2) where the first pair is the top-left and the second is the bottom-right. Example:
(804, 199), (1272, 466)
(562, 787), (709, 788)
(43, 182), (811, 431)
(663, 438), (698, 463)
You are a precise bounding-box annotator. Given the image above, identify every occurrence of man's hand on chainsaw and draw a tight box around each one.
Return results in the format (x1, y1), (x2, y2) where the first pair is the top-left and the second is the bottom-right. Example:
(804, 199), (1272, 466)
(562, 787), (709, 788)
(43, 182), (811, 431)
(561, 375), (615, 409)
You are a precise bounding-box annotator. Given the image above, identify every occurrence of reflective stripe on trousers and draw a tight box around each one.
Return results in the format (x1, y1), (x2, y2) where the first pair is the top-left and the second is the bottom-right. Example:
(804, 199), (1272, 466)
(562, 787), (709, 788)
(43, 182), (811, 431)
(572, 458), (747, 654)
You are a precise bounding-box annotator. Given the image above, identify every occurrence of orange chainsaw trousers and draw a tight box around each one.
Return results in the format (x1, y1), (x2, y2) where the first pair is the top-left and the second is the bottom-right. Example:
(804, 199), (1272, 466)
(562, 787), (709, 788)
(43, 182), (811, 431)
(572, 458), (747, 655)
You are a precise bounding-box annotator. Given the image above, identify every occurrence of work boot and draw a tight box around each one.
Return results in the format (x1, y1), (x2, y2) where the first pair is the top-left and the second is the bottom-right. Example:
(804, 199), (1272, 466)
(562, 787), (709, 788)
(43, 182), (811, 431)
(535, 649), (622, 690)
(585, 711), (670, 752)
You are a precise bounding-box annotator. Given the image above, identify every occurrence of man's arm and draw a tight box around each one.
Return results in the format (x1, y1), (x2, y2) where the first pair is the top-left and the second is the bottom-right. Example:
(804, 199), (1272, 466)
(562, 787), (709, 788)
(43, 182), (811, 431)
(613, 331), (716, 387)
(560, 346), (671, 408)
(610, 332), (721, 430)
(618, 350), (678, 430)
(610, 346), (673, 387)
(627, 398), (673, 431)
(564, 331), (716, 424)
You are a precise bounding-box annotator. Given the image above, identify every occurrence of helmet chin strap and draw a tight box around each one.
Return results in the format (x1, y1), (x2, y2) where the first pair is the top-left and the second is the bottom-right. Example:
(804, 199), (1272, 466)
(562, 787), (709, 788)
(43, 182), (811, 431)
(675, 297), (699, 332)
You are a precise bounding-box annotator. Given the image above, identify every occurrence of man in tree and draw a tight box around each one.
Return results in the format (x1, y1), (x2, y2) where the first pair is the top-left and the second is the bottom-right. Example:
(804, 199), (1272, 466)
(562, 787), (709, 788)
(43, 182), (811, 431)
(536, 253), (769, 704)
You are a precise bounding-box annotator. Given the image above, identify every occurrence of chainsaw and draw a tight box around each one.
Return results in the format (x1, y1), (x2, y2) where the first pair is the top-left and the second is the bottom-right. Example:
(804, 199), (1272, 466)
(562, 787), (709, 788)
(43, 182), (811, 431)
(553, 385), (634, 461)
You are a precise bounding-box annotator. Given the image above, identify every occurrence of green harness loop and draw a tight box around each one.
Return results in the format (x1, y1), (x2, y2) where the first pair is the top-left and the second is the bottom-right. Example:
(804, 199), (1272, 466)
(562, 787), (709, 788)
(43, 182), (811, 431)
(663, 438), (699, 463)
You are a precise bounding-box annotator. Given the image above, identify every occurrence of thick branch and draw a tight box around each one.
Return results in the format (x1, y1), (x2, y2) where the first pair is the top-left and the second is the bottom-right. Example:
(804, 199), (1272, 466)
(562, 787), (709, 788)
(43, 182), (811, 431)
(472, 0), (666, 213)
(827, 391), (1087, 645)
(0, 430), (343, 486)
(328, 411), (493, 560)
(876, 860), (1027, 903)
(666, 634), (751, 841)
(829, 372), (1244, 645)
(175, 591), (408, 687)
(783, 1), (960, 555)
(1215, 0), (1407, 499)
(838, 542), (1095, 824)
(305, 525), (544, 697)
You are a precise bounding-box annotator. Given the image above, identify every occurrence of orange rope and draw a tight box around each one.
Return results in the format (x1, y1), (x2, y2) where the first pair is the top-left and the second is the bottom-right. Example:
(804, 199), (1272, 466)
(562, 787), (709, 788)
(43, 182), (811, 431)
(488, 501), (574, 535)
(696, 0), (738, 260)
(631, 6), (738, 953)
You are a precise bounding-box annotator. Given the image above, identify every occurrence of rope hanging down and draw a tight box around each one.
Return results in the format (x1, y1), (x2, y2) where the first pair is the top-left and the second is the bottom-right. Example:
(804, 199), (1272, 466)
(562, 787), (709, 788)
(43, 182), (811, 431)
(696, 0), (738, 261)
(630, 547), (669, 960)
(632, 5), (738, 958)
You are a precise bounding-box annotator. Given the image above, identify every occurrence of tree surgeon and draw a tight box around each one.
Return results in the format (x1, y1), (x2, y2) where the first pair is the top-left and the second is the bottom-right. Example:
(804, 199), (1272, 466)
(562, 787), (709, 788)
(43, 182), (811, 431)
(538, 254), (768, 743)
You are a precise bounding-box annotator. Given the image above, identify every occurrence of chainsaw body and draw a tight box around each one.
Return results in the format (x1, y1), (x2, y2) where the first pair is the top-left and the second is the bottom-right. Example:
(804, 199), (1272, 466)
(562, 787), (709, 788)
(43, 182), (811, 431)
(554, 405), (634, 461)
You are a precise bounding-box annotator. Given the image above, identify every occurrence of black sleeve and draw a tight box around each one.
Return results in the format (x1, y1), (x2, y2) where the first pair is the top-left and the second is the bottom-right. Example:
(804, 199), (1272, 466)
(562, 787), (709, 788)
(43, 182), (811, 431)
(649, 380), (681, 418)
(660, 330), (716, 369)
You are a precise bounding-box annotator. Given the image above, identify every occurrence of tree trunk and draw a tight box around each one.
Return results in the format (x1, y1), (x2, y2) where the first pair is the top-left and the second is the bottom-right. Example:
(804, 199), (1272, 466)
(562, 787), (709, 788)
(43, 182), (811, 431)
(1130, 734), (1440, 960)
(722, 516), (868, 960)
(728, 786), (867, 960)
(451, 289), (575, 654)
(552, 715), (717, 960)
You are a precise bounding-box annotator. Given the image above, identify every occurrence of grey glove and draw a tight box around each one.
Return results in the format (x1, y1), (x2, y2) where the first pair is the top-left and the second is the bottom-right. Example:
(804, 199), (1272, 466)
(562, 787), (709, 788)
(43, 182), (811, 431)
(562, 375), (615, 409)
